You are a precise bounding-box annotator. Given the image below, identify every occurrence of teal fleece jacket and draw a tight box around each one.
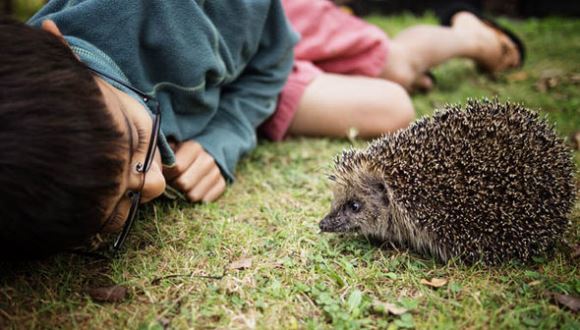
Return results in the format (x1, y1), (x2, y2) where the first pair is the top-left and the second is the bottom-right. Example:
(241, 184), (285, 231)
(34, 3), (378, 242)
(29, 0), (298, 181)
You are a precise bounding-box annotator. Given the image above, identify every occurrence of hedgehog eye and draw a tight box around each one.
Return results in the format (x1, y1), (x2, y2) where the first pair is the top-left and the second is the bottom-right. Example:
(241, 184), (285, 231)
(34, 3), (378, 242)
(348, 201), (361, 213)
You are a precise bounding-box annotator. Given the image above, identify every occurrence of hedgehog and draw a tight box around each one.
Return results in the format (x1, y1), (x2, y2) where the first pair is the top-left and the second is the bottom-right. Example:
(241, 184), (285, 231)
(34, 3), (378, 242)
(320, 99), (576, 265)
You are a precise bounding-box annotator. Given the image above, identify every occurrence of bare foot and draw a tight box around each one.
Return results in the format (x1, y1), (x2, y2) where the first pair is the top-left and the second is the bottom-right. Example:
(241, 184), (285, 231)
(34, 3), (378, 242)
(451, 12), (521, 73)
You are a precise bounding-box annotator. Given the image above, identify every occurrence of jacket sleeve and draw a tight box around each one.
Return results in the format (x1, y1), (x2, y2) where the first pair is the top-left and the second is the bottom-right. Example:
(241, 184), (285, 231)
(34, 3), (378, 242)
(194, 1), (297, 182)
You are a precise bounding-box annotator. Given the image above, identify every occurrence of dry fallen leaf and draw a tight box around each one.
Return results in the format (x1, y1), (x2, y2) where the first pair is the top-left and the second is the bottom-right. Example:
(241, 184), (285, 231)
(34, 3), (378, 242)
(535, 70), (563, 92)
(420, 278), (448, 288)
(229, 257), (253, 270)
(545, 291), (580, 313)
(384, 302), (409, 315)
(507, 71), (528, 82)
(372, 300), (409, 316)
(571, 243), (580, 259)
(86, 285), (128, 303)
(270, 260), (285, 269)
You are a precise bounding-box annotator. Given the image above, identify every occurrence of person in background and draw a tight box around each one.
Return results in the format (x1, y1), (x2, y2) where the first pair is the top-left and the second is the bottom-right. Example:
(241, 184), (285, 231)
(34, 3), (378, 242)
(264, 0), (523, 140)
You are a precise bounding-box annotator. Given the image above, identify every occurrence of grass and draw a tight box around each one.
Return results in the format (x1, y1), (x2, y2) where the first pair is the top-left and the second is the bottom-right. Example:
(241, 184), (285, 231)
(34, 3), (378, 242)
(1, 11), (579, 330)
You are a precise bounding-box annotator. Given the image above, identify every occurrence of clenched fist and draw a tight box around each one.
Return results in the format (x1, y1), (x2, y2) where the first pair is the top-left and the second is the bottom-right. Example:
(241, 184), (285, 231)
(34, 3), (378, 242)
(163, 140), (226, 202)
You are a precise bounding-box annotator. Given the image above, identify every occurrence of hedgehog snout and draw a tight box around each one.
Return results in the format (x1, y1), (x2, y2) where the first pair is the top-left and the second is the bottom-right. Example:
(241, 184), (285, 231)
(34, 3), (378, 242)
(319, 212), (358, 233)
(319, 214), (339, 232)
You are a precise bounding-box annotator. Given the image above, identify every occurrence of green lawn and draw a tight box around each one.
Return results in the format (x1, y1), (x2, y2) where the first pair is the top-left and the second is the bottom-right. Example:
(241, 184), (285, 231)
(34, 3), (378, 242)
(1, 13), (579, 330)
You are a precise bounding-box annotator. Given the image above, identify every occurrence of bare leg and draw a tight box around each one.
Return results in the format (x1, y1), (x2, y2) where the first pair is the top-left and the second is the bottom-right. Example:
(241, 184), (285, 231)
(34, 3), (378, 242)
(382, 12), (521, 91)
(286, 12), (521, 139)
(287, 73), (414, 138)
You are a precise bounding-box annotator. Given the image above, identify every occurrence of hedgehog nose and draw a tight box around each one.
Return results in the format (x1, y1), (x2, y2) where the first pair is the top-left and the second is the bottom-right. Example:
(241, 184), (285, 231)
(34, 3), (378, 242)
(319, 215), (333, 232)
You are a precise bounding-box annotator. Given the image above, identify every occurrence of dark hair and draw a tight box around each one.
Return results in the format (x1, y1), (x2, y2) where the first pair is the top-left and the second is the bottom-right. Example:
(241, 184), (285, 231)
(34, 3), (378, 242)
(0, 16), (125, 259)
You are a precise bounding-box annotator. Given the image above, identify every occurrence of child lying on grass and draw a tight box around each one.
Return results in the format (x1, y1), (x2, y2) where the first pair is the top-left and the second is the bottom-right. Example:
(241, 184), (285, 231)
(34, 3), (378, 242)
(0, 0), (523, 258)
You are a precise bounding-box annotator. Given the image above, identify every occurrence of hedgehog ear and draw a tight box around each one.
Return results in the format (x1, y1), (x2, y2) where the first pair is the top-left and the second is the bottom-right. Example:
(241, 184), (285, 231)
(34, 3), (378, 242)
(372, 180), (388, 194)
(365, 176), (389, 203)
(375, 181), (390, 205)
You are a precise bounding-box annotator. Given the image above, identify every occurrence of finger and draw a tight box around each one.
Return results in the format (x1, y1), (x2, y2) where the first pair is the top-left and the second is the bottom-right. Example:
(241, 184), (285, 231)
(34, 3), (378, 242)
(172, 151), (215, 192)
(202, 175), (227, 203)
(413, 74), (434, 93)
(187, 166), (223, 202)
(163, 141), (203, 181)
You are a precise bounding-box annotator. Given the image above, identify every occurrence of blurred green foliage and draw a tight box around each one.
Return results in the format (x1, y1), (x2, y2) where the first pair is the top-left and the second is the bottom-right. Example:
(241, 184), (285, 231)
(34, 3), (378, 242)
(11, 0), (44, 20)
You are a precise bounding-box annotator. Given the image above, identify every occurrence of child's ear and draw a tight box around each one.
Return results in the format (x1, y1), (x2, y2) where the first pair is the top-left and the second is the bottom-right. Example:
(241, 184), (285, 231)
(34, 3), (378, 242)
(41, 20), (79, 59)
(41, 20), (67, 44)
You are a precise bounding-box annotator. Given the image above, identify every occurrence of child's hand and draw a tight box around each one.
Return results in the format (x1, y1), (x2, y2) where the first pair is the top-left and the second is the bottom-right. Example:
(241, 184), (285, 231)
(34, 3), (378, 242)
(163, 140), (226, 202)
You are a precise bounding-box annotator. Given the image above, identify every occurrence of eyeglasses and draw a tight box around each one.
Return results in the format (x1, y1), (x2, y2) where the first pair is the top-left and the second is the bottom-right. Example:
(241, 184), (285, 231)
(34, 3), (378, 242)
(88, 67), (162, 253)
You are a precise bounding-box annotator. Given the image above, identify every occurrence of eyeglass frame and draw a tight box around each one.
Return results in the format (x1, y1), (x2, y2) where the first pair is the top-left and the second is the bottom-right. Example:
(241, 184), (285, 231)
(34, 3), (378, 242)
(88, 67), (162, 253)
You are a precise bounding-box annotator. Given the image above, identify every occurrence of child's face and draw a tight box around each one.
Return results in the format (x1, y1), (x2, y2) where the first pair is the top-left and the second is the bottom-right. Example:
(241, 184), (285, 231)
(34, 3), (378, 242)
(94, 77), (167, 232)
(40, 20), (166, 232)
